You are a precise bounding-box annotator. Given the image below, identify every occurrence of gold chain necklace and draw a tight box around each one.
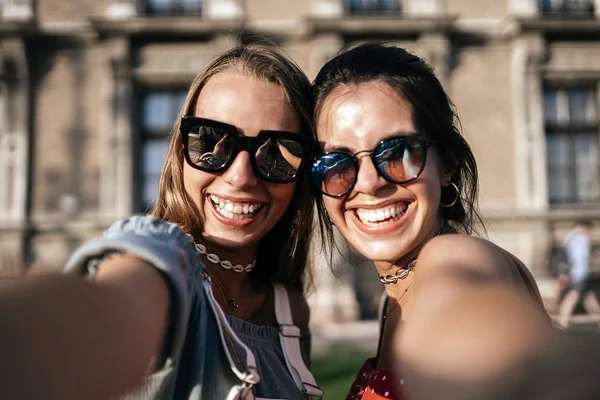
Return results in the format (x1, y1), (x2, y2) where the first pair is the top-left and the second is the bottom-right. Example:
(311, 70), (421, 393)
(379, 227), (445, 285)
(383, 282), (413, 320)
(379, 259), (417, 284)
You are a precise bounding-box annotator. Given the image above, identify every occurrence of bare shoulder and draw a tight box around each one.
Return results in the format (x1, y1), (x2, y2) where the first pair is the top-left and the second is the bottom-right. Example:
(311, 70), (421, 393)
(284, 286), (310, 331)
(418, 234), (517, 281)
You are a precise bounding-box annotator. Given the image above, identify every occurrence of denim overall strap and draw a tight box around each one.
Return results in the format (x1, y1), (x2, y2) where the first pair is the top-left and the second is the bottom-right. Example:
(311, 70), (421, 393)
(273, 284), (323, 398)
(202, 274), (260, 392)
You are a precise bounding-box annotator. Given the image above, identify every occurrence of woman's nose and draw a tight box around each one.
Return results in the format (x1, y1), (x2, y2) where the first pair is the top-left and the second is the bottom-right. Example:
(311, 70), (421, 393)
(352, 155), (388, 195)
(221, 151), (259, 189)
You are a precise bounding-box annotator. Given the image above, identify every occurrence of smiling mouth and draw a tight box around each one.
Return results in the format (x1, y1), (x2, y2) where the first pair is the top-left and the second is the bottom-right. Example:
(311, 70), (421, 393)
(209, 194), (265, 220)
(354, 202), (408, 226)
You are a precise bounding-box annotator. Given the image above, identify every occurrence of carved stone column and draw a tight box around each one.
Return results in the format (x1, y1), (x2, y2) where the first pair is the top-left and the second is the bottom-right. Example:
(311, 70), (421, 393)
(307, 34), (362, 324)
(307, 229), (360, 325)
(308, 34), (343, 80)
(100, 38), (134, 219)
(511, 34), (546, 211)
(0, 38), (29, 275)
(417, 33), (451, 86)
(0, 38), (28, 223)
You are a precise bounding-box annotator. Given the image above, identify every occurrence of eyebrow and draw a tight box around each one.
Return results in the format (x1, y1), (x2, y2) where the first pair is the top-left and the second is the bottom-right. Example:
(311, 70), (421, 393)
(322, 131), (421, 153)
(323, 144), (352, 153)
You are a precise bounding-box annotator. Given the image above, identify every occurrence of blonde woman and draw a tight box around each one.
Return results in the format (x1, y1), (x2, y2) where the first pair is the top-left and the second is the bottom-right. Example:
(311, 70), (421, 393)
(0, 44), (321, 400)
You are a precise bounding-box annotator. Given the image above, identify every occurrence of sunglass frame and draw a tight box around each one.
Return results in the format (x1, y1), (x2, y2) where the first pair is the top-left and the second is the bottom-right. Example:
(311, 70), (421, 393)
(180, 116), (314, 184)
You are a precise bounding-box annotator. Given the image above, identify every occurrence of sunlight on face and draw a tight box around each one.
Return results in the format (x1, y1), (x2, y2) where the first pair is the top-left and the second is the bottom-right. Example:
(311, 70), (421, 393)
(182, 72), (300, 262)
(317, 81), (446, 264)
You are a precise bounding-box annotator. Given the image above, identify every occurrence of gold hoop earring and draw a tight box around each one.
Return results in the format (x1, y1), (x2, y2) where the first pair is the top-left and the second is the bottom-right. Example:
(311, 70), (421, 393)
(440, 182), (459, 208)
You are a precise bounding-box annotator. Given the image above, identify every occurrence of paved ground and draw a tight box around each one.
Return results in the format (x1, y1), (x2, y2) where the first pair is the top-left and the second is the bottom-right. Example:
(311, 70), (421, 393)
(311, 320), (379, 354)
(311, 313), (600, 354)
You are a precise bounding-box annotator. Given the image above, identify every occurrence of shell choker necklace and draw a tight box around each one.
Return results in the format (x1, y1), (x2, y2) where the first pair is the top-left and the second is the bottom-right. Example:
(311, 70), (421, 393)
(188, 235), (256, 273)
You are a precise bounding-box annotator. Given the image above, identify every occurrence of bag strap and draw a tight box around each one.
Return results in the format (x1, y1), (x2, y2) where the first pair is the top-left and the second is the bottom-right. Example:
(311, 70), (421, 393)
(202, 274), (260, 388)
(375, 290), (388, 364)
(273, 284), (323, 398)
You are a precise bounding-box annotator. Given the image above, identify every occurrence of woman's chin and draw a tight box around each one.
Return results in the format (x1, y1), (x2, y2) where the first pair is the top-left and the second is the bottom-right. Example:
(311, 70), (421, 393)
(353, 241), (410, 264)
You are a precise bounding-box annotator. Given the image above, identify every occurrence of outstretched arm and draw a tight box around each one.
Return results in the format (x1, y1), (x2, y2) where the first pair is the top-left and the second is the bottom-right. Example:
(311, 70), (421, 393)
(0, 256), (169, 400)
(395, 234), (556, 400)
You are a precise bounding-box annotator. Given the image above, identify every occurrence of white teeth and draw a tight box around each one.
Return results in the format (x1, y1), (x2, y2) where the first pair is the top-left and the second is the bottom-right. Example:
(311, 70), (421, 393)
(209, 195), (264, 220)
(356, 203), (408, 224)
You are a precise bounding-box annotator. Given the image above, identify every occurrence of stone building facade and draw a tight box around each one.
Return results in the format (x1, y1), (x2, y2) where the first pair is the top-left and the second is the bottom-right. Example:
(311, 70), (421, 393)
(1, 0), (600, 323)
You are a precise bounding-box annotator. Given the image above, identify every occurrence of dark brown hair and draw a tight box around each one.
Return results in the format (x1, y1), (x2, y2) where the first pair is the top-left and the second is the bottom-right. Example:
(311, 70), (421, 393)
(312, 42), (485, 254)
(152, 44), (315, 291)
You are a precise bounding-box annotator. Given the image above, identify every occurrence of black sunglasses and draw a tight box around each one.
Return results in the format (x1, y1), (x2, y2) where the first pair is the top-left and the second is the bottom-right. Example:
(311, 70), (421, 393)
(311, 135), (435, 197)
(181, 116), (314, 184)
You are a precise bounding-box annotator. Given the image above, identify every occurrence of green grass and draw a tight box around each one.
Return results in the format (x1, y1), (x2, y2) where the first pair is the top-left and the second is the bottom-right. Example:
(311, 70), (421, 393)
(312, 343), (373, 399)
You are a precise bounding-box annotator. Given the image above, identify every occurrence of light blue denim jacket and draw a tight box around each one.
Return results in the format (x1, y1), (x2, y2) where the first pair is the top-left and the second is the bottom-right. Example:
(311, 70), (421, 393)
(64, 215), (312, 399)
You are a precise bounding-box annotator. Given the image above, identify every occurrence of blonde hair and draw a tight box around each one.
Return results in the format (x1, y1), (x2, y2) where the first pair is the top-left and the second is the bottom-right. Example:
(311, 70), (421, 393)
(152, 44), (314, 290)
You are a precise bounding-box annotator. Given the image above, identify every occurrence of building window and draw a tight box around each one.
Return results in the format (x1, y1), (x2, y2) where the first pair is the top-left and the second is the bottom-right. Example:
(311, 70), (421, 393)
(343, 0), (401, 15)
(144, 0), (203, 15)
(139, 90), (187, 212)
(539, 0), (594, 17)
(544, 86), (600, 205)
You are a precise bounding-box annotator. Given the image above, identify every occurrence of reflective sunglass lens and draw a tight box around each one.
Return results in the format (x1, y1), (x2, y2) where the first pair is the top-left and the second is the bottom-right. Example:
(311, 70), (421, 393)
(312, 153), (356, 196)
(254, 138), (305, 182)
(186, 125), (231, 170)
(375, 137), (425, 183)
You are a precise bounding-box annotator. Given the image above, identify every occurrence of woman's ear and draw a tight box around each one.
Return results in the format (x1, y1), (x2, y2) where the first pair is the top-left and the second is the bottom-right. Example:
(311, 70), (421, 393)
(440, 169), (455, 187)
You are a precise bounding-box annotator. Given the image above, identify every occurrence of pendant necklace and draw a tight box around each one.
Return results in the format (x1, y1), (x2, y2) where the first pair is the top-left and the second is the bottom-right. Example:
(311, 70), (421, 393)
(383, 282), (413, 320)
(204, 269), (239, 313)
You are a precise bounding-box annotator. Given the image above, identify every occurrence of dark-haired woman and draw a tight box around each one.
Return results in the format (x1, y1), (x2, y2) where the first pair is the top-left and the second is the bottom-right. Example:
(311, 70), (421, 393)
(310, 43), (554, 400)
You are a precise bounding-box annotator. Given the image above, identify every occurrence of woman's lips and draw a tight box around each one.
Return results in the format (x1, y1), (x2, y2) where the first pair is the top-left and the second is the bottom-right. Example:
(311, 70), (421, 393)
(208, 194), (267, 227)
(348, 201), (412, 235)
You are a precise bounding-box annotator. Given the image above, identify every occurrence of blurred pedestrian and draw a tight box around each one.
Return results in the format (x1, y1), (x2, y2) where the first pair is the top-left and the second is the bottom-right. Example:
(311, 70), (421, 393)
(557, 220), (600, 328)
